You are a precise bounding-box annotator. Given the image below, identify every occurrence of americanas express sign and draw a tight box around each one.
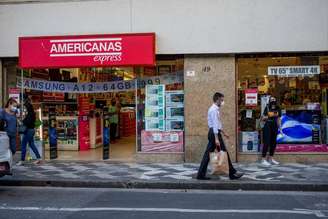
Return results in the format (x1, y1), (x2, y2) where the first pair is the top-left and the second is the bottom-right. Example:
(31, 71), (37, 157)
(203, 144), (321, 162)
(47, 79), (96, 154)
(19, 33), (155, 68)
(268, 66), (320, 77)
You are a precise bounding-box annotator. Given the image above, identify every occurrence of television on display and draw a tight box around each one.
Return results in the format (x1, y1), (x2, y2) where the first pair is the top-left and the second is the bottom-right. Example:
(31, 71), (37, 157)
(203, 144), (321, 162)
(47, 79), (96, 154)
(277, 110), (321, 144)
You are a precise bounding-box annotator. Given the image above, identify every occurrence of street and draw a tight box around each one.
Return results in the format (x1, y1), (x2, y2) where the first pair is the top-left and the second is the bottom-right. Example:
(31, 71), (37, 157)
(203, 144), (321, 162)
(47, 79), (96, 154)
(0, 187), (327, 219)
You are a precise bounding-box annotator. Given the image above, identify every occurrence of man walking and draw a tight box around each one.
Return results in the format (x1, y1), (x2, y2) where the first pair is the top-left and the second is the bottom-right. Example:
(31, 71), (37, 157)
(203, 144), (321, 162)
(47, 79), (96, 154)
(197, 92), (244, 180)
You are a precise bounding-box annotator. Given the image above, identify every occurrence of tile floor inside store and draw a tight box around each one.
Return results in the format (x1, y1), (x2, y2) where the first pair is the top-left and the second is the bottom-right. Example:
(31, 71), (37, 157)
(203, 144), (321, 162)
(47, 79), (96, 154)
(43, 136), (136, 161)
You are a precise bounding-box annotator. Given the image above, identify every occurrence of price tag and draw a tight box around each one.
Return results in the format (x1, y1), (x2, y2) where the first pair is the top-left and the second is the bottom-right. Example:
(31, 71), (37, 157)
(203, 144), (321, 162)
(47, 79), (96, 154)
(170, 133), (179, 142)
(246, 110), (253, 119)
(152, 133), (162, 142)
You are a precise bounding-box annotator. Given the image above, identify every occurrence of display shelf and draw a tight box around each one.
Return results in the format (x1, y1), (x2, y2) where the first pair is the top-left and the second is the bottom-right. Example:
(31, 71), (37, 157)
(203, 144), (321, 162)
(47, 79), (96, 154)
(39, 104), (79, 152)
(42, 116), (78, 120)
(40, 102), (77, 105)
(89, 117), (103, 149)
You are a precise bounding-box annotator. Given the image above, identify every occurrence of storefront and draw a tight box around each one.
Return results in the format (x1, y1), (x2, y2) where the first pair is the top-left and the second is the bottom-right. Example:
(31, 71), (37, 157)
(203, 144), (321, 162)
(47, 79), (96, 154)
(0, 0), (327, 164)
(10, 33), (185, 161)
(3, 50), (328, 164)
(237, 54), (328, 163)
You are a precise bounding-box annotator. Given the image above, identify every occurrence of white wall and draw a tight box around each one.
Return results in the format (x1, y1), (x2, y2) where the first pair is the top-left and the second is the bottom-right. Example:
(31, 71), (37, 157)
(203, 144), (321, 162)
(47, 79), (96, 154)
(0, 0), (327, 56)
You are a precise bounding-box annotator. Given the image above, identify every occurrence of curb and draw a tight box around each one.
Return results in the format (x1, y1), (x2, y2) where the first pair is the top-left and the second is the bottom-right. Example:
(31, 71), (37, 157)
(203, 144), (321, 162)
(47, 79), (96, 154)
(0, 179), (327, 192)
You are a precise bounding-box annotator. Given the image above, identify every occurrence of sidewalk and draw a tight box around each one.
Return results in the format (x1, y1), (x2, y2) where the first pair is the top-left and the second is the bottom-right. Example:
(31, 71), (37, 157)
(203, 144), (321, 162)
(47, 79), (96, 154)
(1, 161), (328, 191)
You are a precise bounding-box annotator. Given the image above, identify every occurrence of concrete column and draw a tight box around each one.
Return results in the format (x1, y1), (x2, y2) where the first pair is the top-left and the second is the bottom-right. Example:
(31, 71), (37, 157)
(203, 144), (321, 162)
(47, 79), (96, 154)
(184, 56), (237, 162)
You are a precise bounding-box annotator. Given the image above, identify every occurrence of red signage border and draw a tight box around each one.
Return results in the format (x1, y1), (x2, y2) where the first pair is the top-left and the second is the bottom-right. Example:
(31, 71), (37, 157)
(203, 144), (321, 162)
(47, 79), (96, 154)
(19, 32), (156, 69)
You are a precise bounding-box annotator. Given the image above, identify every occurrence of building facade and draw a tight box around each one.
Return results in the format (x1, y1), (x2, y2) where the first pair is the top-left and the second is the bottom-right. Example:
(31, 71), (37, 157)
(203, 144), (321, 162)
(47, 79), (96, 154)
(0, 0), (327, 163)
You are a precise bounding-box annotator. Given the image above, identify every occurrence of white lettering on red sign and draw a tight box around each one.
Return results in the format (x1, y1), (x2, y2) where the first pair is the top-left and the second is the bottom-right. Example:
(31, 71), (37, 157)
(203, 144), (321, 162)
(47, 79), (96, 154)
(49, 38), (123, 64)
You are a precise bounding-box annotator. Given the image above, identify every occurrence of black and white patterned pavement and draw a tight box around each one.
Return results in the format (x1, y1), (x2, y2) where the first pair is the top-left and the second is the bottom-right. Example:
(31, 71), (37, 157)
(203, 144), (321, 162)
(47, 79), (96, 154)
(2, 161), (328, 183)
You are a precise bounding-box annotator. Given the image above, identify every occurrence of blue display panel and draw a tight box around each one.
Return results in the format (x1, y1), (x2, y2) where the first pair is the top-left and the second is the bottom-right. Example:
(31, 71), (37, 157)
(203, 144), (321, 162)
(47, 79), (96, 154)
(277, 110), (321, 144)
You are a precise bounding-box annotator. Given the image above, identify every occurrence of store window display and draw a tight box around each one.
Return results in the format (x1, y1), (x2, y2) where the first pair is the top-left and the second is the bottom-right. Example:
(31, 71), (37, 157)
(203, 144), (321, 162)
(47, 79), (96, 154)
(30, 67), (138, 159)
(136, 57), (185, 153)
(238, 55), (328, 154)
(2, 55), (185, 161)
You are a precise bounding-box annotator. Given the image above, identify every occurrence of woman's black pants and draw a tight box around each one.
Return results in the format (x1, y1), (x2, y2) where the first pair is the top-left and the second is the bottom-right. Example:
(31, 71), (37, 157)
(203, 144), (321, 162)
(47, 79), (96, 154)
(262, 120), (278, 157)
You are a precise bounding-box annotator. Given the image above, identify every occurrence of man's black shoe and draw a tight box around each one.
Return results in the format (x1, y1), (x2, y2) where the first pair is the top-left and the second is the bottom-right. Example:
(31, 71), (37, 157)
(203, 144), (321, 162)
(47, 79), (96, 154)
(197, 176), (211, 180)
(229, 172), (244, 180)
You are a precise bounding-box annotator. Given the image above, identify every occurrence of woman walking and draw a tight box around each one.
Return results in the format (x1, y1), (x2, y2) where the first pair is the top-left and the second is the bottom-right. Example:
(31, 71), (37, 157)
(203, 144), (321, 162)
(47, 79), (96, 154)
(17, 97), (41, 165)
(0, 98), (19, 155)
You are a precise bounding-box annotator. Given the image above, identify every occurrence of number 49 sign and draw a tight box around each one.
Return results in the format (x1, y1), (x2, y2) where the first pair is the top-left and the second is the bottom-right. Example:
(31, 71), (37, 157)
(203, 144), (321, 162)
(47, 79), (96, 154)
(245, 89), (258, 107)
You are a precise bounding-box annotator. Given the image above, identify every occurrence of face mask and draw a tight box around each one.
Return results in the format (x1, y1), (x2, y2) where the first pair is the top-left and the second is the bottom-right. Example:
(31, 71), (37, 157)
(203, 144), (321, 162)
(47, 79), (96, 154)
(270, 101), (277, 109)
(220, 101), (225, 106)
(10, 106), (17, 112)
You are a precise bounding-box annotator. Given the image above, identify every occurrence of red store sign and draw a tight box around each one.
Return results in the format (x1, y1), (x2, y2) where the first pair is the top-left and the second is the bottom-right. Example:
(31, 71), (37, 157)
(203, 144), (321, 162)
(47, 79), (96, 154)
(245, 89), (258, 107)
(19, 33), (155, 68)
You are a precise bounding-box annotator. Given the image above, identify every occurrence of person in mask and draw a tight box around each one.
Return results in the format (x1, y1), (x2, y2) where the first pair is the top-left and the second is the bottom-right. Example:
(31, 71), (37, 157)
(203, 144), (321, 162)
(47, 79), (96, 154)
(0, 98), (18, 154)
(261, 96), (281, 166)
(197, 92), (244, 180)
(17, 96), (42, 165)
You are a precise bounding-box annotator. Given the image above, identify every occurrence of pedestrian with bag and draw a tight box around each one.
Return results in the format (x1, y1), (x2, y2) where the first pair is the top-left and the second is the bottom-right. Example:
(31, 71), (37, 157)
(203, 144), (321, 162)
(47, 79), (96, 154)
(197, 92), (244, 180)
(17, 96), (41, 165)
(0, 98), (19, 155)
(261, 96), (281, 166)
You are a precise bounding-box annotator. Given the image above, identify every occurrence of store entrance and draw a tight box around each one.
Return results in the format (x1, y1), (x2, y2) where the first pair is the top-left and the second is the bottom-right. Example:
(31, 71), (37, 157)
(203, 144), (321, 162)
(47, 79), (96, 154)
(17, 32), (156, 162)
(26, 67), (137, 161)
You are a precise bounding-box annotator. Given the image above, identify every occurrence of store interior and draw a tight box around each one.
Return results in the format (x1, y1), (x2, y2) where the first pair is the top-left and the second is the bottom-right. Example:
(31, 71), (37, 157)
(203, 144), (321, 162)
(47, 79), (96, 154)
(27, 67), (137, 161)
(237, 55), (328, 153)
(18, 57), (184, 161)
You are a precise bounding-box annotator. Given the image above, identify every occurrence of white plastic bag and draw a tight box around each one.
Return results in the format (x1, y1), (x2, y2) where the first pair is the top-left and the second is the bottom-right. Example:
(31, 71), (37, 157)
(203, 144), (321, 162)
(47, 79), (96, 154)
(210, 150), (229, 175)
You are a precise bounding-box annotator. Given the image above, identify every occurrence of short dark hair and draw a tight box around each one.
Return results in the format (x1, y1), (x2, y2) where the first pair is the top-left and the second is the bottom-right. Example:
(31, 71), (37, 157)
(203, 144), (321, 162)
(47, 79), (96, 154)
(213, 92), (224, 102)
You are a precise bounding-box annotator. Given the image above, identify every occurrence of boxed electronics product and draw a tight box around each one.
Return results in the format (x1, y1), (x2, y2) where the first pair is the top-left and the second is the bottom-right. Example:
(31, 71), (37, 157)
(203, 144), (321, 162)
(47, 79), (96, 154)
(145, 85), (166, 131)
(145, 118), (165, 131)
(166, 118), (184, 131)
(166, 106), (184, 119)
(166, 91), (184, 107)
(145, 107), (165, 118)
(239, 131), (259, 152)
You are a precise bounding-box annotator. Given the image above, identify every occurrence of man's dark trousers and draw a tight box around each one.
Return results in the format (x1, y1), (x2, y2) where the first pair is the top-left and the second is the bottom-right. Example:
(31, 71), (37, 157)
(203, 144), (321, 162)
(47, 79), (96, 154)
(197, 128), (236, 179)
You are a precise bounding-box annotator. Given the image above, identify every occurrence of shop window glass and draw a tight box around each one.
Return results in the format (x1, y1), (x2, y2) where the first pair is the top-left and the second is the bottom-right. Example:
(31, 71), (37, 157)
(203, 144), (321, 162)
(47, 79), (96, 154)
(136, 57), (185, 153)
(7, 56), (185, 160)
(237, 55), (328, 153)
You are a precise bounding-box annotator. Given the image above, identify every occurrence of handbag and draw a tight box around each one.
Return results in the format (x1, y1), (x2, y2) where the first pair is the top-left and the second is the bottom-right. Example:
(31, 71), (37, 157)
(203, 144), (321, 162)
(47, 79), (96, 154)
(210, 145), (229, 175)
